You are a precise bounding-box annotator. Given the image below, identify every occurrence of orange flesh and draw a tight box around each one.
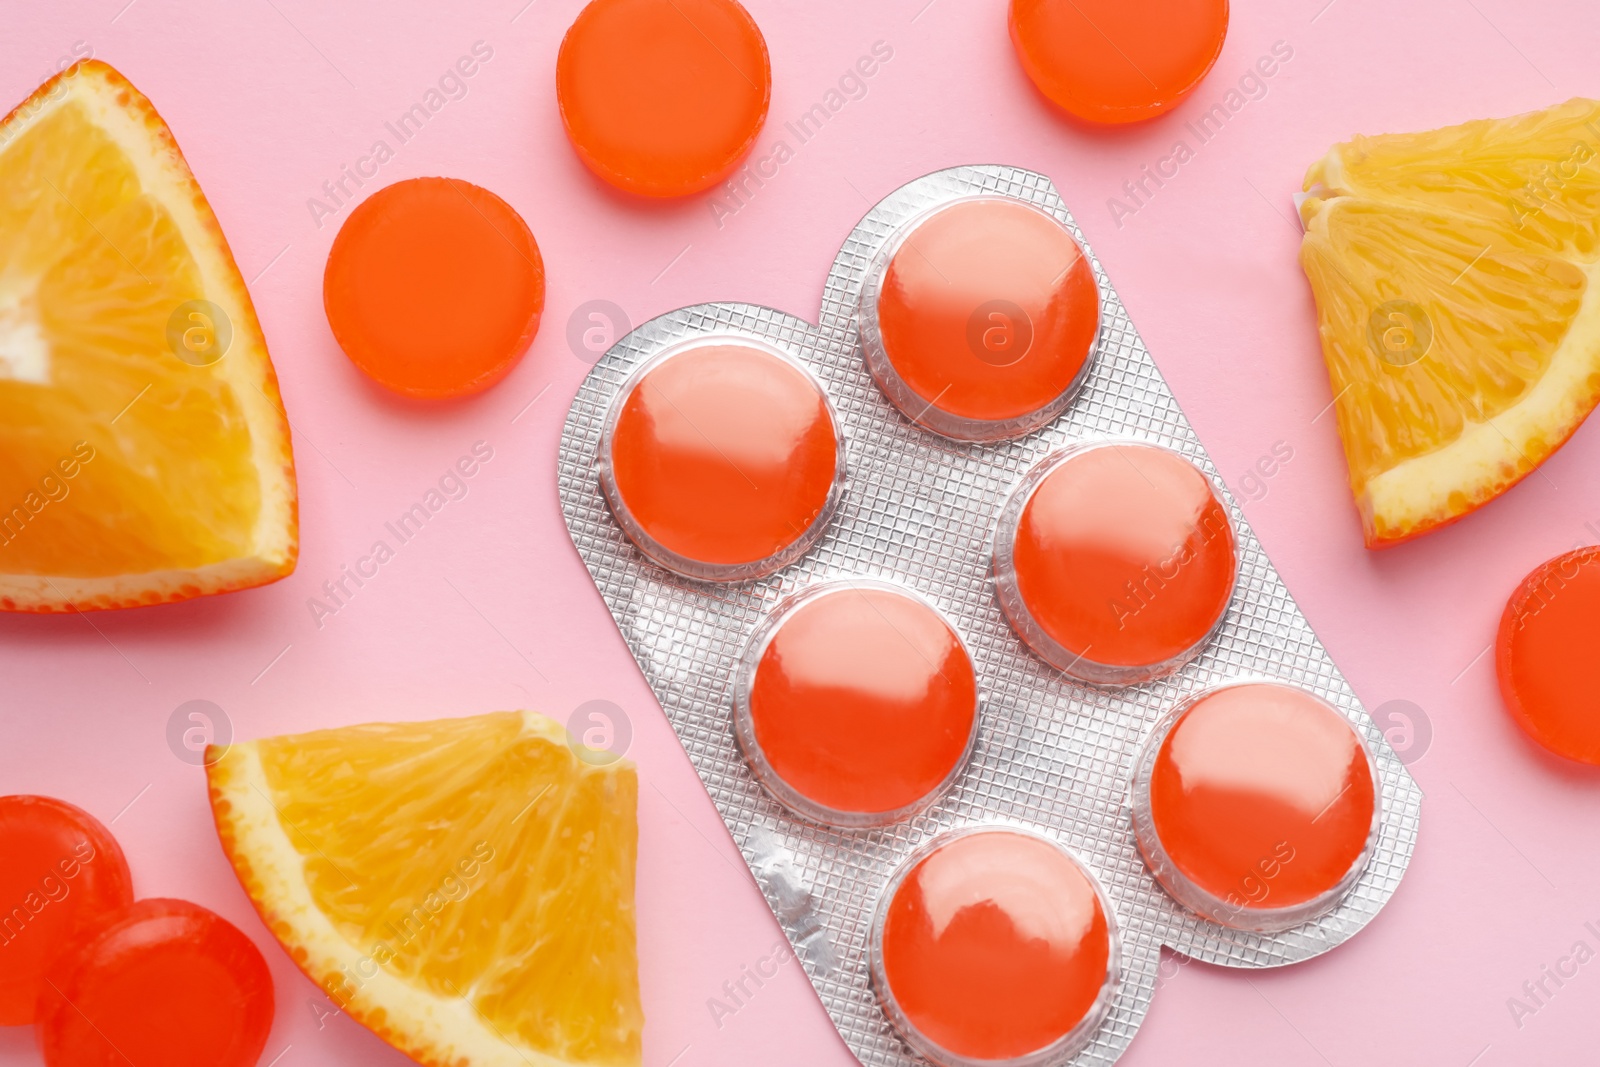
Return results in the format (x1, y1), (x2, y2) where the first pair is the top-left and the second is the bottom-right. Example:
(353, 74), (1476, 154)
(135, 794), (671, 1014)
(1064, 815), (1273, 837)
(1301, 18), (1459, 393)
(1009, 0), (1229, 124)
(1497, 548), (1600, 764)
(882, 830), (1110, 1060)
(0, 796), (133, 1025)
(1150, 684), (1376, 910)
(749, 587), (976, 815)
(1012, 445), (1235, 668)
(877, 199), (1099, 422)
(556, 0), (771, 197)
(609, 344), (837, 567)
(323, 177), (544, 398)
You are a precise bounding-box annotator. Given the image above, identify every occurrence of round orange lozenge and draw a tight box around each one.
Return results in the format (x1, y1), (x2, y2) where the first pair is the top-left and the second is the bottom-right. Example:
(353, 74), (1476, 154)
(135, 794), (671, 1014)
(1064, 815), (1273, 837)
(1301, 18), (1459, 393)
(874, 828), (1117, 1064)
(0, 796), (133, 1025)
(1134, 682), (1378, 930)
(601, 341), (842, 580)
(1497, 547), (1600, 764)
(864, 197), (1100, 441)
(995, 442), (1236, 685)
(556, 0), (771, 197)
(737, 582), (978, 825)
(323, 177), (544, 398)
(36, 898), (274, 1067)
(1009, 0), (1230, 124)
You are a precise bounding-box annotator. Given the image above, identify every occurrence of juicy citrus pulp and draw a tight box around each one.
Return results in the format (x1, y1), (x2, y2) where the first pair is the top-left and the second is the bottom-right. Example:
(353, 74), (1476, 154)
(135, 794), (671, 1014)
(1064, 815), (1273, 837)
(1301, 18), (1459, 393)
(1298, 98), (1600, 546)
(206, 711), (642, 1067)
(0, 60), (296, 610)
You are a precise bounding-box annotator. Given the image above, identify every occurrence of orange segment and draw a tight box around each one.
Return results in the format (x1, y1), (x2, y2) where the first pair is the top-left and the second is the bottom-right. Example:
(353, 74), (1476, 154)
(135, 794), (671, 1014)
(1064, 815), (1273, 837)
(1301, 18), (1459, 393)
(0, 61), (296, 611)
(1298, 99), (1600, 546)
(556, 0), (771, 197)
(206, 711), (642, 1067)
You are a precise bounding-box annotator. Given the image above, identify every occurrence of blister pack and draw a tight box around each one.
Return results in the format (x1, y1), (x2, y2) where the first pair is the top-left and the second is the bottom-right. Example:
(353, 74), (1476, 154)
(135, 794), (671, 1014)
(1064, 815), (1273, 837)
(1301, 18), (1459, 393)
(558, 165), (1421, 1066)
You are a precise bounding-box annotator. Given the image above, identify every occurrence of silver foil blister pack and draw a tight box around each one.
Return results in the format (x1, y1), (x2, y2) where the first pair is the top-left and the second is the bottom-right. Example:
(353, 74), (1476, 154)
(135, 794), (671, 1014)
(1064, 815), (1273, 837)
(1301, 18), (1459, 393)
(558, 165), (1422, 1065)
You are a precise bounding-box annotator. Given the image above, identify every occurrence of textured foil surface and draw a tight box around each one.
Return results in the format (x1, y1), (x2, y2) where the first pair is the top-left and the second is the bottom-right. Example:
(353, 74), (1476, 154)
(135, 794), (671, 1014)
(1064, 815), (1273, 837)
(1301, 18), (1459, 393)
(558, 165), (1422, 1065)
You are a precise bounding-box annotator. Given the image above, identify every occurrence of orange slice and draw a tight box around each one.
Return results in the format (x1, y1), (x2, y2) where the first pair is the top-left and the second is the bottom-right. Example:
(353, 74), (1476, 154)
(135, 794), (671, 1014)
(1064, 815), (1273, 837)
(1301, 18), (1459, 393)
(0, 60), (296, 610)
(1298, 98), (1600, 547)
(206, 711), (642, 1067)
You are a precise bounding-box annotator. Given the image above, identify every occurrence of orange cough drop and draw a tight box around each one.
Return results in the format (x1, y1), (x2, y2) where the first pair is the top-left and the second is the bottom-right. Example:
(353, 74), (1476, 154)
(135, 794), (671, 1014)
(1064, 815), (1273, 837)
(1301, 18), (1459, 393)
(996, 442), (1236, 685)
(738, 582), (977, 825)
(865, 197), (1099, 441)
(557, 0), (771, 197)
(602, 341), (841, 580)
(1135, 682), (1378, 930)
(875, 828), (1116, 1063)
(1497, 548), (1600, 764)
(323, 177), (545, 399)
(0, 796), (133, 1025)
(1009, 0), (1230, 124)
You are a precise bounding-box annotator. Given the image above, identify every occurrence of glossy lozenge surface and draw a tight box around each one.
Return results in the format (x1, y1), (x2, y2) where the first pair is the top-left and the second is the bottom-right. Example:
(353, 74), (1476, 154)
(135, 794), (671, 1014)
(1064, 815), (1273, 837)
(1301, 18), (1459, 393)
(879, 829), (1112, 1062)
(0, 795), (133, 1025)
(1149, 684), (1376, 911)
(606, 343), (838, 571)
(875, 198), (1098, 428)
(1009, 0), (1230, 124)
(557, 0), (771, 197)
(747, 586), (976, 818)
(1497, 547), (1600, 764)
(1009, 443), (1235, 672)
(36, 898), (274, 1067)
(323, 177), (545, 398)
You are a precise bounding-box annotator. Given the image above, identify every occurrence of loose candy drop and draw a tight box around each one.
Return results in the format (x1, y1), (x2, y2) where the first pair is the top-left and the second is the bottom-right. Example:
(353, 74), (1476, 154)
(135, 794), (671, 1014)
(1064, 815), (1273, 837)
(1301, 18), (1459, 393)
(557, 0), (771, 197)
(1497, 547), (1600, 764)
(1009, 0), (1230, 124)
(0, 795), (133, 1025)
(323, 177), (544, 398)
(36, 898), (274, 1067)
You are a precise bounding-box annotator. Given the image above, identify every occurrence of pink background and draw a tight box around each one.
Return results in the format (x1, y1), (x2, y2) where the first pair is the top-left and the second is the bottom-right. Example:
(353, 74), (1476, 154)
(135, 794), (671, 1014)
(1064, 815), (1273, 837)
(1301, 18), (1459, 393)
(5, 0), (1600, 1063)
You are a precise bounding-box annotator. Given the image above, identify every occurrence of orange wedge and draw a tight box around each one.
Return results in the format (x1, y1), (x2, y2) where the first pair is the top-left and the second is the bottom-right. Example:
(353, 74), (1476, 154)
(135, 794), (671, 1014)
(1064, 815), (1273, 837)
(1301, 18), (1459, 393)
(206, 711), (643, 1067)
(1299, 99), (1600, 547)
(0, 60), (296, 610)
